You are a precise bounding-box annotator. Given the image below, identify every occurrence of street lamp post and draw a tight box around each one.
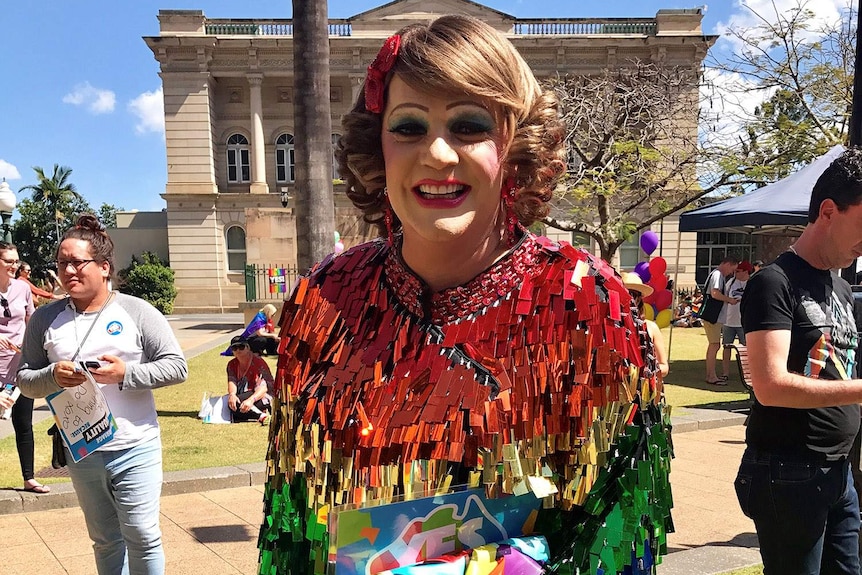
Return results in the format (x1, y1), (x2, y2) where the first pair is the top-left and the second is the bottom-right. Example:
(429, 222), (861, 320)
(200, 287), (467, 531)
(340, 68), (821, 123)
(0, 179), (16, 243)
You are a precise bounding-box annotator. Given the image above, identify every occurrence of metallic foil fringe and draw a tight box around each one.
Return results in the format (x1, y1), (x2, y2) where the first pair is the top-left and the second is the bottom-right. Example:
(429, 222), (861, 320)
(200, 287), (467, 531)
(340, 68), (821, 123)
(257, 235), (673, 575)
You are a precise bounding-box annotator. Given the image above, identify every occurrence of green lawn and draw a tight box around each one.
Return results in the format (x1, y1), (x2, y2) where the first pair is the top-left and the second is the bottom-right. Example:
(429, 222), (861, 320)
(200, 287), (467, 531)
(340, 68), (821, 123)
(0, 326), (748, 489)
(719, 566), (763, 575)
(663, 325), (751, 411)
(0, 349), (278, 489)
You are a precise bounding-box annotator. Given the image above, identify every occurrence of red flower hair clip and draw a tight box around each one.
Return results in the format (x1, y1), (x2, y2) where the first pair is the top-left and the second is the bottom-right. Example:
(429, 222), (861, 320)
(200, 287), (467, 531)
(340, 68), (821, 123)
(365, 34), (401, 114)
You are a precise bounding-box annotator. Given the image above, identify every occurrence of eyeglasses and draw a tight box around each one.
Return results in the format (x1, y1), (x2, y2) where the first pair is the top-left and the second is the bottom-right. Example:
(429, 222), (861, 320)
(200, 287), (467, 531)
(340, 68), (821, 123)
(230, 343), (249, 351)
(57, 259), (96, 272)
(0, 258), (19, 266)
(0, 297), (10, 318)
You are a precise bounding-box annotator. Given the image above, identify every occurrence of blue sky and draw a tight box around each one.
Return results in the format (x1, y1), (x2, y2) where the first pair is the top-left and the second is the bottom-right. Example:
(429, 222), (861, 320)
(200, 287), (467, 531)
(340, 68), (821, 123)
(0, 1), (835, 214)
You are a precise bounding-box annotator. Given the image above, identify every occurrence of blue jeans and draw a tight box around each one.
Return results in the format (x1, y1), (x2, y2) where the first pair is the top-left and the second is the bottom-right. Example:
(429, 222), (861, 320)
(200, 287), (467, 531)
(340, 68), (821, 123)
(721, 325), (746, 345)
(66, 437), (164, 575)
(735, 448), (861, 575)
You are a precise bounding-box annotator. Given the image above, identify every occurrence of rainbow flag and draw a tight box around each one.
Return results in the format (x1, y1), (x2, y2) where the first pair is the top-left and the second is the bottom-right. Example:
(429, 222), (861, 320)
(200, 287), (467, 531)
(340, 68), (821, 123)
(268, 268), (288, 294)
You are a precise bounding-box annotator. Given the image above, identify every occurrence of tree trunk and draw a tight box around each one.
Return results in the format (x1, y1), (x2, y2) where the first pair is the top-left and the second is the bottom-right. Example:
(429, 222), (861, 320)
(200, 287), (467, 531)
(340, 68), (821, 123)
(293, 0), (336, 272)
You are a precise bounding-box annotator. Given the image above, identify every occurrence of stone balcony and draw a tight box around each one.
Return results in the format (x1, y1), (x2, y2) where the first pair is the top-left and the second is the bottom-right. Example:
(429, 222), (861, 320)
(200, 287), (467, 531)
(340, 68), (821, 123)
(156, 8), (704, 38)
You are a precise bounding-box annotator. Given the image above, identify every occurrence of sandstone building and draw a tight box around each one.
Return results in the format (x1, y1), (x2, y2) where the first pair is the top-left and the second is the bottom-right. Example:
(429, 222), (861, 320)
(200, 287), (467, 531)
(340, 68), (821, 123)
(143, 0), (718, 312)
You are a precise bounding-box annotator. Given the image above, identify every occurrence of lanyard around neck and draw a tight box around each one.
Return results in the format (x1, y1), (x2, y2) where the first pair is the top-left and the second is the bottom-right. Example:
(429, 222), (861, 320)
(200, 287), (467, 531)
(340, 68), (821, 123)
(70, 291), (115, 362)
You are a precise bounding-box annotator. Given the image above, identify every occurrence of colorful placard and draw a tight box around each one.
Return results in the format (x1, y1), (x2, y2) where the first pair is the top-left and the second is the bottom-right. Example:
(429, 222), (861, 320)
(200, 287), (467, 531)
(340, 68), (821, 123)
(328, 488), (542, 575)
(45, 365), (117, 462)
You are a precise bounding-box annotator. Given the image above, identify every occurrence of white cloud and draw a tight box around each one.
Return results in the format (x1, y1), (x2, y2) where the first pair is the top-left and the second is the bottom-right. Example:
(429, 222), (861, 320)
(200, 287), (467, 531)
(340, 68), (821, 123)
(702, 0), (847, 146)
(128, 88), (165, 135)
(63, 82), (116, 114)
(0, 160), (21, 181)
(714, 0), (845, 53)
(700, 67), (774, 148)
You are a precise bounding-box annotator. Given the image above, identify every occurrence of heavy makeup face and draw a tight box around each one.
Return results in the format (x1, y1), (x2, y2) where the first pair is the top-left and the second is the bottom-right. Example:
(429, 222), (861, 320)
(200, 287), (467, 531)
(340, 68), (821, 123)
(381, 75), (508, 249)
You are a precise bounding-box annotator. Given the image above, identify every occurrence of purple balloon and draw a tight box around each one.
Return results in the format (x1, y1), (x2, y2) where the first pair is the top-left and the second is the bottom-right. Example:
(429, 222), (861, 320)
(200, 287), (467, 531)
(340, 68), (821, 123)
(634, 261), (651, 283)
(640, 230), (660, 255)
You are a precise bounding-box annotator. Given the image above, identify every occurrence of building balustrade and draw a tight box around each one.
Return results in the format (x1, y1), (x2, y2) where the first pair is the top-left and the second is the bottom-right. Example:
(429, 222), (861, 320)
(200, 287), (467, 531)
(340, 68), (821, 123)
(513, 19), (656, 35)
(203, 17), (658, 37)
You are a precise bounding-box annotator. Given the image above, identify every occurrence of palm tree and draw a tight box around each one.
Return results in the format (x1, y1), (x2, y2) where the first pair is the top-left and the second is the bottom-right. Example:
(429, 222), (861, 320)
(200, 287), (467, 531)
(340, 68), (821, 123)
(292, 0), (335, 271)
(19, 164), (82, 243)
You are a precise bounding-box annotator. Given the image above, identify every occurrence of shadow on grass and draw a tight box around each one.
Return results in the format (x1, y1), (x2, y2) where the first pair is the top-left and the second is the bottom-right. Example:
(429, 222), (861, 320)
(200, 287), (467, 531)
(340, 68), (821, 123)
(180, 323), (243, 331)
(665, 358), (750, 391)
(157, 410), (200, 419)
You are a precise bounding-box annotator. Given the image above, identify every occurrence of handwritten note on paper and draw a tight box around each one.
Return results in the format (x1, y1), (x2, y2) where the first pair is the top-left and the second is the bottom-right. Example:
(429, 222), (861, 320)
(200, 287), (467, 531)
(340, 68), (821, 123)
(46, 365), (117, 462)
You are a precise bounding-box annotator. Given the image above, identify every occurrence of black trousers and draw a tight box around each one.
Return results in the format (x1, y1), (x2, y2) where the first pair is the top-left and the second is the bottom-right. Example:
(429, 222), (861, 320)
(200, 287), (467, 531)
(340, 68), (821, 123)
(11, 394), (35, 481)
(247, 335), (278, 356)
(229, 390), (270, 423)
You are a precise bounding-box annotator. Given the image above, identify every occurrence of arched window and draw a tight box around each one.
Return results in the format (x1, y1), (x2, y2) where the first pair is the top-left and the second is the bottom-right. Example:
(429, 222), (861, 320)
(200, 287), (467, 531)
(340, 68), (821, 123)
(227, 134), (250, 183)
(225, 225), (247, 272)
(276, 133), (296, 183)
(332, 133), (341, 180)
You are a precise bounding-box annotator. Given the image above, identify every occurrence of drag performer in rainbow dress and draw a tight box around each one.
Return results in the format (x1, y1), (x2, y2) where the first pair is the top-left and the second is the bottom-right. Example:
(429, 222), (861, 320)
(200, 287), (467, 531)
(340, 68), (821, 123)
(258, 14), (672, 575)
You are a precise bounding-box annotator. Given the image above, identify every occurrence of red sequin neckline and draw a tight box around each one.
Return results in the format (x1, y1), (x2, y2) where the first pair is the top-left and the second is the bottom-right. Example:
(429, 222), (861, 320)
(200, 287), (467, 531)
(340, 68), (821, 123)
(383, 236), (542, 324)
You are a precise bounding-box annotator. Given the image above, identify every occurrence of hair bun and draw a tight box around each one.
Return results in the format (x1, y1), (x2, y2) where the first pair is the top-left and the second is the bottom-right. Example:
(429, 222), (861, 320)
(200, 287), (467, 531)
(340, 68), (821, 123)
(75, 214), (105, 233)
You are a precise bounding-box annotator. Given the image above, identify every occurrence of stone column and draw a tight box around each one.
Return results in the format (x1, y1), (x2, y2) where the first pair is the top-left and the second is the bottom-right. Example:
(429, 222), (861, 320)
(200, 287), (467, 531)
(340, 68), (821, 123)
(350, 73), (365, 104)
(248, 74), (268, 194)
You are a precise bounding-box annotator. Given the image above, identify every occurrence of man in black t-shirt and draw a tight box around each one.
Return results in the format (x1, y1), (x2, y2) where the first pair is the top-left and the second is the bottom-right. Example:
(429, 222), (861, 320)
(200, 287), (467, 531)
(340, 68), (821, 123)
(736, 148), (862, 574)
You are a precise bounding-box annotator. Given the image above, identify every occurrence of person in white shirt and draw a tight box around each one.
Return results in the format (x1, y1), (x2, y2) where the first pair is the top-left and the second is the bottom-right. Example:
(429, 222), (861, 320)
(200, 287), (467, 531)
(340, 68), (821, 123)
(17, 214), (187, 575)
(702, 257), (740, 384)
(720, 260), (752, 382)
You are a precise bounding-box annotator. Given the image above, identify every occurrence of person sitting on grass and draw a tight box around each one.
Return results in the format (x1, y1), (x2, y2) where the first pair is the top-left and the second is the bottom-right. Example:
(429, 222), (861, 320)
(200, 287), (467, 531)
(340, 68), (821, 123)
(623, 272), (669, 377)
(246, 303), (279, 356)
(221, 304), (279, 357)
(226, 335), (273, 425)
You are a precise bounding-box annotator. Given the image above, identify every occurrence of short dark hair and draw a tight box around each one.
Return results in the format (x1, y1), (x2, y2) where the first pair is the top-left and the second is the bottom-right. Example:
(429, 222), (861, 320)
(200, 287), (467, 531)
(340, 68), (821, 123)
(809, 147), (862, 223)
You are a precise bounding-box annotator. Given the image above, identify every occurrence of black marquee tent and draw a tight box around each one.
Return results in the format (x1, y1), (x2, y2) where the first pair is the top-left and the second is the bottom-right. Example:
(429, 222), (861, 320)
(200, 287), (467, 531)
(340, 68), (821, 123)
(678, 144), (846, 234)
(668, 145), (849, 353)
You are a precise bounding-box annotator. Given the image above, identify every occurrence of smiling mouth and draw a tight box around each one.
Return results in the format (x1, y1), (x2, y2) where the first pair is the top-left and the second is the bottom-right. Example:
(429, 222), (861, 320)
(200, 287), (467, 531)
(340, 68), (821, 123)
(415, 184), (469, 200)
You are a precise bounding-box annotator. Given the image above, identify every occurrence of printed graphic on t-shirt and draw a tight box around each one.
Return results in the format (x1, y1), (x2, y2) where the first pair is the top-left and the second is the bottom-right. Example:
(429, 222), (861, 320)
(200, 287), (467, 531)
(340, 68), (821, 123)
(801, 292), (857, 380)
(106, 321), (123, 335)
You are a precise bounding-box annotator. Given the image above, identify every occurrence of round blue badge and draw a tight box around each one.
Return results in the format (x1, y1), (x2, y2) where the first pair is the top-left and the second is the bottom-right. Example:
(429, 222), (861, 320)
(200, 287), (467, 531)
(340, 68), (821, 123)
(106, 321), (123, 335)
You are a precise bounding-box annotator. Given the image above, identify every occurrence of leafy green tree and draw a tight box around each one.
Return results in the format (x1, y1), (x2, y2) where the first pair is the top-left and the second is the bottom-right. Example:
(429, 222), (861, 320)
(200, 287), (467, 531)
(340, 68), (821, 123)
(98, 203), (123, 229)
(12, 195), (91, 278)
(545, 1), (855, 260)
(707, 0), (853, 180)
(18, 164), (84, 244)
(546, 63), (760, 260)
(119, 252), (177, 315)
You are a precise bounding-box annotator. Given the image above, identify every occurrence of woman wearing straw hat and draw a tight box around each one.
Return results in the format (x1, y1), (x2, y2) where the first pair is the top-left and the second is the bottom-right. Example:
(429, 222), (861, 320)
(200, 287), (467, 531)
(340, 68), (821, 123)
(622, 271), (669, 377)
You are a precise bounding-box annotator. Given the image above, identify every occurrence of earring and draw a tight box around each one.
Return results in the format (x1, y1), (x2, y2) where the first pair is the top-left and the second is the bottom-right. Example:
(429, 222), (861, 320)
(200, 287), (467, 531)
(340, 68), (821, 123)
(503, 176), (518, 247)
(382, 188), (395, 246)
